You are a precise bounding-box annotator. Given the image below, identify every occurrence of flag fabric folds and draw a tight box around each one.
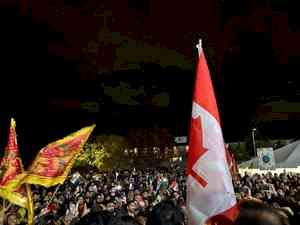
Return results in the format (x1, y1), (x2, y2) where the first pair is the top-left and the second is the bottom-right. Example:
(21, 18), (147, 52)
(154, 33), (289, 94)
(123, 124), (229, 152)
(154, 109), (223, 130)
(225, 144), (239, 176)
(231, 154), (238, 175)
(0, 119), (22, 187)
(18, 125), (95, 188)
(0, 118), (34, 224)
(187, 40), (238, 225)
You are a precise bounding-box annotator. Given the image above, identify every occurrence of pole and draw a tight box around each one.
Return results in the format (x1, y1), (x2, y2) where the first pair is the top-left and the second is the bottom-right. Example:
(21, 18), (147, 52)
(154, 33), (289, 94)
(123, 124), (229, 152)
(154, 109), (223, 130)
(252, 128), (257, 157)
(0, 199), (12, 224)
(26, 184), (34, 225)
(47, 184), (61, 207)
(35, 184), (61, 221)
(0, 200), (5, 224)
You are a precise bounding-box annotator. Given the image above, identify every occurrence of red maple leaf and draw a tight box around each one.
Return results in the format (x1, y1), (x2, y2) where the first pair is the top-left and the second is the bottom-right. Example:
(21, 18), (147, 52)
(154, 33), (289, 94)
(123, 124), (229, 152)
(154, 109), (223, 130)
(188, 116), (208, 187)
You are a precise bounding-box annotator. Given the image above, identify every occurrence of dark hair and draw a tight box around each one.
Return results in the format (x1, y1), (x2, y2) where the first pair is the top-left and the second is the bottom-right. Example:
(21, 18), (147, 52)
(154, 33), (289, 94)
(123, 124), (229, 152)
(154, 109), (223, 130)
(126, 200), (136, 208)
(146, 200), (184, 225)
(108, 215), (139, 225)
(234, 200), (290, 225)
(74, 212), (106, 225)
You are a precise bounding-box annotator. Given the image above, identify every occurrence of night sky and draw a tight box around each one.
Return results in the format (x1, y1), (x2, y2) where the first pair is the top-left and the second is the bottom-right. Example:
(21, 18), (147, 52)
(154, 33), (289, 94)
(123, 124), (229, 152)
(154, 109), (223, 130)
(0, 0), (298, 165)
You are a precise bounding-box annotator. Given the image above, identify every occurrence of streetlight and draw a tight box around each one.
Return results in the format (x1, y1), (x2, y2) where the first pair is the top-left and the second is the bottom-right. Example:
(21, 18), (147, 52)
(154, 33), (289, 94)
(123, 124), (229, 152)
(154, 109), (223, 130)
(252, 128), (257, 157)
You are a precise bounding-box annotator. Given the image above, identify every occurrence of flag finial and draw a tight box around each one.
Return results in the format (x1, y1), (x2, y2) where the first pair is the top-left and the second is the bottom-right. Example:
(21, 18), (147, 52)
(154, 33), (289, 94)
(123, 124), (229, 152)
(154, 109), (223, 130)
(11, 118), (16, 128)
(196, 39), (202, 55)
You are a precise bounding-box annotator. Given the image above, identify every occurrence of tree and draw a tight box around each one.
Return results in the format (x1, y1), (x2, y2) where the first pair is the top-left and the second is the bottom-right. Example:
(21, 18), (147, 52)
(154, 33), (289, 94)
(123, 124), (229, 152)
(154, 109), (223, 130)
(76, 134), (129, 170)
(230, 142), (252, 163)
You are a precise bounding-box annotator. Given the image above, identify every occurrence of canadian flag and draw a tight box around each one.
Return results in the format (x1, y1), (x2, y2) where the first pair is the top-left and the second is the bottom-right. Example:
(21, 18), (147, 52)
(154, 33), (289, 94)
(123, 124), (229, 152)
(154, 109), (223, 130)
(187, 40), (238, 225)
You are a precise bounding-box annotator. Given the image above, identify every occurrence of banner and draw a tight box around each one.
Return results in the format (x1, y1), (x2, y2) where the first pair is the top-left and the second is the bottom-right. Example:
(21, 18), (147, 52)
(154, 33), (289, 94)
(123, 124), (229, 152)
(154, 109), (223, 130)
(0, 118), (33, 224)
(257, 147), (276, 170)
(19, 125), (95, 187)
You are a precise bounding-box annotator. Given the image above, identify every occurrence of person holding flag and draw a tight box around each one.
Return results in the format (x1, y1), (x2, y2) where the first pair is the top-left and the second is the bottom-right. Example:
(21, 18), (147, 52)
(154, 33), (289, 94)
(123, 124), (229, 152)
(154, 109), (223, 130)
(187, 40), (238, 225)
(0, 118), (33, 225)
(2, 121), (95, 224)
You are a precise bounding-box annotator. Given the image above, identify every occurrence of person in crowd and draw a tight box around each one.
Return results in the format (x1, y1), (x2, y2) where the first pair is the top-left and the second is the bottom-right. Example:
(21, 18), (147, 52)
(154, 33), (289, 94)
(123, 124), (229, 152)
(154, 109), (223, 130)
(146, 200), (185, 225)
(235, 200), (290, 225)
(93, 194), (106, 213)
(108, 215), (140, 225)
(2, 167), (300, 225)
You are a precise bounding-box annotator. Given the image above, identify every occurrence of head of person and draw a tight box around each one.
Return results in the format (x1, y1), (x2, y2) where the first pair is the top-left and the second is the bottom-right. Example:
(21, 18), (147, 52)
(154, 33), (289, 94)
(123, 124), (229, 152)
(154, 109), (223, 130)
(96, 193), (105, 203)
(135, 214), (146, 225)
(77, 196), (85, 205)
(106, 202), (115, 213)
(134, 195), (146, 208)
(105, 195), (111, 202)
(33, 193), (40, 201)
(75, 212), (105, 225)
(234, 200), (290, 225)
(5, 213), (18, 225)
(86, 191), (93, 198)
(277, 189), (284, 196)
(68, 201), (76, 211)
(128, 191), (135, 201)
(108, 215), (139, 225)
(241, 186), (251, 198)
(142, 192), (149, 199)
(127, 200), (139, 217)
(146, 200), (185, 225)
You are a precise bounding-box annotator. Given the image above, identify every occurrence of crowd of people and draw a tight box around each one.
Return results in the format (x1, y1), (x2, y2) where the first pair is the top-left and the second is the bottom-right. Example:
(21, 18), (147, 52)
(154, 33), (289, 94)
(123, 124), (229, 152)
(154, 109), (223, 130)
(233, 172), (300, 224)
(2, 167), (186, 225)
(1, 167), (300, 225)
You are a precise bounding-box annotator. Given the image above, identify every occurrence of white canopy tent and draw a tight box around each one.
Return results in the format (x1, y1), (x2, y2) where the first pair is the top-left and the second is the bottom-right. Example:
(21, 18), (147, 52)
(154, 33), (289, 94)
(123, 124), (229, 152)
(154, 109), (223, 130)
(239, 140), (300, 168)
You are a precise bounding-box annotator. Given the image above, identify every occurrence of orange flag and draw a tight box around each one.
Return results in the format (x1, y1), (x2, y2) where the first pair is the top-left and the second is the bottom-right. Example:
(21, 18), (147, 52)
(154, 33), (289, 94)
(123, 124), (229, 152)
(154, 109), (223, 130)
(19, 124), (95, 188)
(0, 118), (34, 224)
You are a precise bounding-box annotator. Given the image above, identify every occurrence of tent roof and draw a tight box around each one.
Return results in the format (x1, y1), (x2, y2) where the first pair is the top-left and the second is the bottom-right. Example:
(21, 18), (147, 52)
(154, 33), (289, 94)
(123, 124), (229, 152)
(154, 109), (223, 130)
(239, 140), (300, 168)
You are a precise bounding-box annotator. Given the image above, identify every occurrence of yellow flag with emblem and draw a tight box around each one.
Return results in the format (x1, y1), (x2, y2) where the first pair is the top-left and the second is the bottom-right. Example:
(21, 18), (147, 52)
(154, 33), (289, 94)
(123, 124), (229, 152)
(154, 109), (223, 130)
(0, 118), (33, 225)
(17, 124), (95, 188)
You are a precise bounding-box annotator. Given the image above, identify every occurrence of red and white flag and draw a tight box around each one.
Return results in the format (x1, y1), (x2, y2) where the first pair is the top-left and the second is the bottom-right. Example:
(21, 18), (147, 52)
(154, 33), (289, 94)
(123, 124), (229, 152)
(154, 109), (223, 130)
(187, 40), (238, 225)
(170, 179), (179, 192)
(225, 144), (239, 176)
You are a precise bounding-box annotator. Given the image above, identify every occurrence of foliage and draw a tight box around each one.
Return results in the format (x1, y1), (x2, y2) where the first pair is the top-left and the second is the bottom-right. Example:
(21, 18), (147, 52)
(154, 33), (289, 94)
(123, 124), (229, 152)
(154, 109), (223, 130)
(75, 128), (173, 170)
(76, 135), (129, 170)
(229, 142), (252, 163)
